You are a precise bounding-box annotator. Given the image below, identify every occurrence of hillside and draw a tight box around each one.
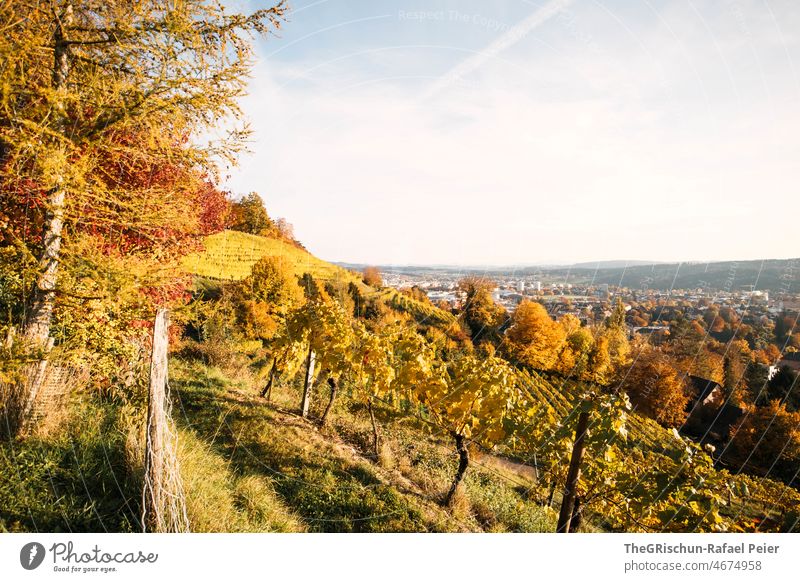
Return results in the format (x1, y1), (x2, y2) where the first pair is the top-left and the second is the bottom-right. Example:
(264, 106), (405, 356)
(183, 230), (357, 283)
(5, 353), (797, 533)
(540, 259), (799, 292)
(183, 230), (457, 327)
(4, 229), (797, 534)
(0, 358), (558, 532)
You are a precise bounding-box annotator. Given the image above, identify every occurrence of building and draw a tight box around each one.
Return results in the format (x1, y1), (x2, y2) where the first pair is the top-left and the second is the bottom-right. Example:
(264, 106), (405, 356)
(777, 352), (800, 372)
(683, 375), (743, 444)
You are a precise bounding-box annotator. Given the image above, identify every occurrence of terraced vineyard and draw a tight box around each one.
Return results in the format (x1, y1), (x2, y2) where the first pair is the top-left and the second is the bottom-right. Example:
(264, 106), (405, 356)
(514, 368), (684, 456)
(183, 230), (361, 283)
(381, 288), (457, 326)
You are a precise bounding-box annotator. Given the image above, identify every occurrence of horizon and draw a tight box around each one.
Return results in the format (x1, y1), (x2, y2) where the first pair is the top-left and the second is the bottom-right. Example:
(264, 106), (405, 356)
(225, 0), (800, 265)
(329, 255), (799, 270)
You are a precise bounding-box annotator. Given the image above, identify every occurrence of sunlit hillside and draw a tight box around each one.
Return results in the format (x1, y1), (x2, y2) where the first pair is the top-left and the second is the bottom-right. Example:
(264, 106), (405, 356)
(183, 230), (457, 326)
(183, 230), (356, 282)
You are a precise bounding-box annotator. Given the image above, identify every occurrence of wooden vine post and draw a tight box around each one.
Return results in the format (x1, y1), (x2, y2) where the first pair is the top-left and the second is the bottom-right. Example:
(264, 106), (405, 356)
(557, 410), (589, 533)
(300, 344), (316, 418)
(142, 309), (189, 532)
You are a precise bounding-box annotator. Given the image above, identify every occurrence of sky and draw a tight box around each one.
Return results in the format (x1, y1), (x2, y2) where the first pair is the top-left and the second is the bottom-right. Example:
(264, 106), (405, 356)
(223, 0), (800, 266)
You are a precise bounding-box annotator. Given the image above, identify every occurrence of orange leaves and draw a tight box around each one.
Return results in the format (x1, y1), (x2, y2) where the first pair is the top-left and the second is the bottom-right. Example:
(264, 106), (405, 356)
(502, 299), (565, 370)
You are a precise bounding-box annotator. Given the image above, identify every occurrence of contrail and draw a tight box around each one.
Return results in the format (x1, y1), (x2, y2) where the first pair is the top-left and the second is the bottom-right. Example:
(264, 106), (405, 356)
(419, 0), (574, 101)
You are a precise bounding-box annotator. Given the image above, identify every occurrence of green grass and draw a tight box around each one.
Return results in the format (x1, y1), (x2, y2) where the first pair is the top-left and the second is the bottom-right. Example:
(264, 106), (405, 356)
(0, 387), (308, 533)
(177, 428), (305, 532)
(0, 398), (141, 532)
(170, 358), (557, 532)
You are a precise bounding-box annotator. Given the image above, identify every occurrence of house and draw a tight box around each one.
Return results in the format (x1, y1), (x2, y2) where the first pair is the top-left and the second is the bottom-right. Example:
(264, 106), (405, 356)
(630, 325), (670, 344)
(777, 352), (800, 372)
(686, 375), (723, 407)
(683, 375), (743, 444)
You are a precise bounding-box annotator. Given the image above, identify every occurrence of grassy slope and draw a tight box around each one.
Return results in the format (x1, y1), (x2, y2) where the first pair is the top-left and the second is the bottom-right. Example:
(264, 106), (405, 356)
(3, 354), (796, 532)
(170, 359), (557, 532)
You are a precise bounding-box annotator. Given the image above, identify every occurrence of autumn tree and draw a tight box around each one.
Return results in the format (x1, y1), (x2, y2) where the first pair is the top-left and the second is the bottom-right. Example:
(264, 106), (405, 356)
(775, 312), (797, 344)
(273, 295), (357, 418)
(456, 277), (507, 345)
(236, 256), (301, 340)
(230, 193), (276, 236)
(754, 344), (781, 366)
(722, 339), (752, 404)
(3, 0), (286, 346)
(551, 316), (616, 384)
(410, 353), (518, 506)
(274, 217), (295, 241)
(726, 400), (800, 483)
(362, 266), (383, 288)
(351, 326), (397, 452)
(668, 317), (721, 382)
(669, 317), (707, 364)
(620, 345), (689, 427)
(503, 299), (564, 370)
(603, 297), (632, 376)
(554, 315), (594, 379)
(0, 0), (288, 419)
(606, 297), (627, 329)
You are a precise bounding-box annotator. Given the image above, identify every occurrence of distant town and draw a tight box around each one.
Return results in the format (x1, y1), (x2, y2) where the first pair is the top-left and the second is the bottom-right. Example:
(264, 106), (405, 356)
(370, 262), (800, 377)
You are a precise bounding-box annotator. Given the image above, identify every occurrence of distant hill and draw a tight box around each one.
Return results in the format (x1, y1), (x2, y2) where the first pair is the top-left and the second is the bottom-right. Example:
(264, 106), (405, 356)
(567, 260), (664, 269)
(526, 259), (799, 292)
(340, 257), (799, 293)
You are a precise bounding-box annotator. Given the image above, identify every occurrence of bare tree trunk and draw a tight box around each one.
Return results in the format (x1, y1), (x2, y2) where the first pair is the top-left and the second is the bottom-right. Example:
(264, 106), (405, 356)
(320, 376), (337, 426)
(444, 432), (469, 507)
(300, 344), (315, 418)
(260, 357), (277, 401)
(17, 337), (55, 435)
(23, 3), (72, 349)
(16, 4), (73, 438)
(557, 410), (589, 533)
(367, 397), (380, 458)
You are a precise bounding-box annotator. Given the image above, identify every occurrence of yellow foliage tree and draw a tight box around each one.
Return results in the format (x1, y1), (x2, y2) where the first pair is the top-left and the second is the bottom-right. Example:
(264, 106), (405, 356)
(620, 346), (689, 427)
(503, 299), (565, 370)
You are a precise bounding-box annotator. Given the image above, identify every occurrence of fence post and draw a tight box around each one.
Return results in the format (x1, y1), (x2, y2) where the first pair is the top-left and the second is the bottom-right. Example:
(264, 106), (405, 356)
(300, 344), (316, 418)
(142, 309), (189, 532)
